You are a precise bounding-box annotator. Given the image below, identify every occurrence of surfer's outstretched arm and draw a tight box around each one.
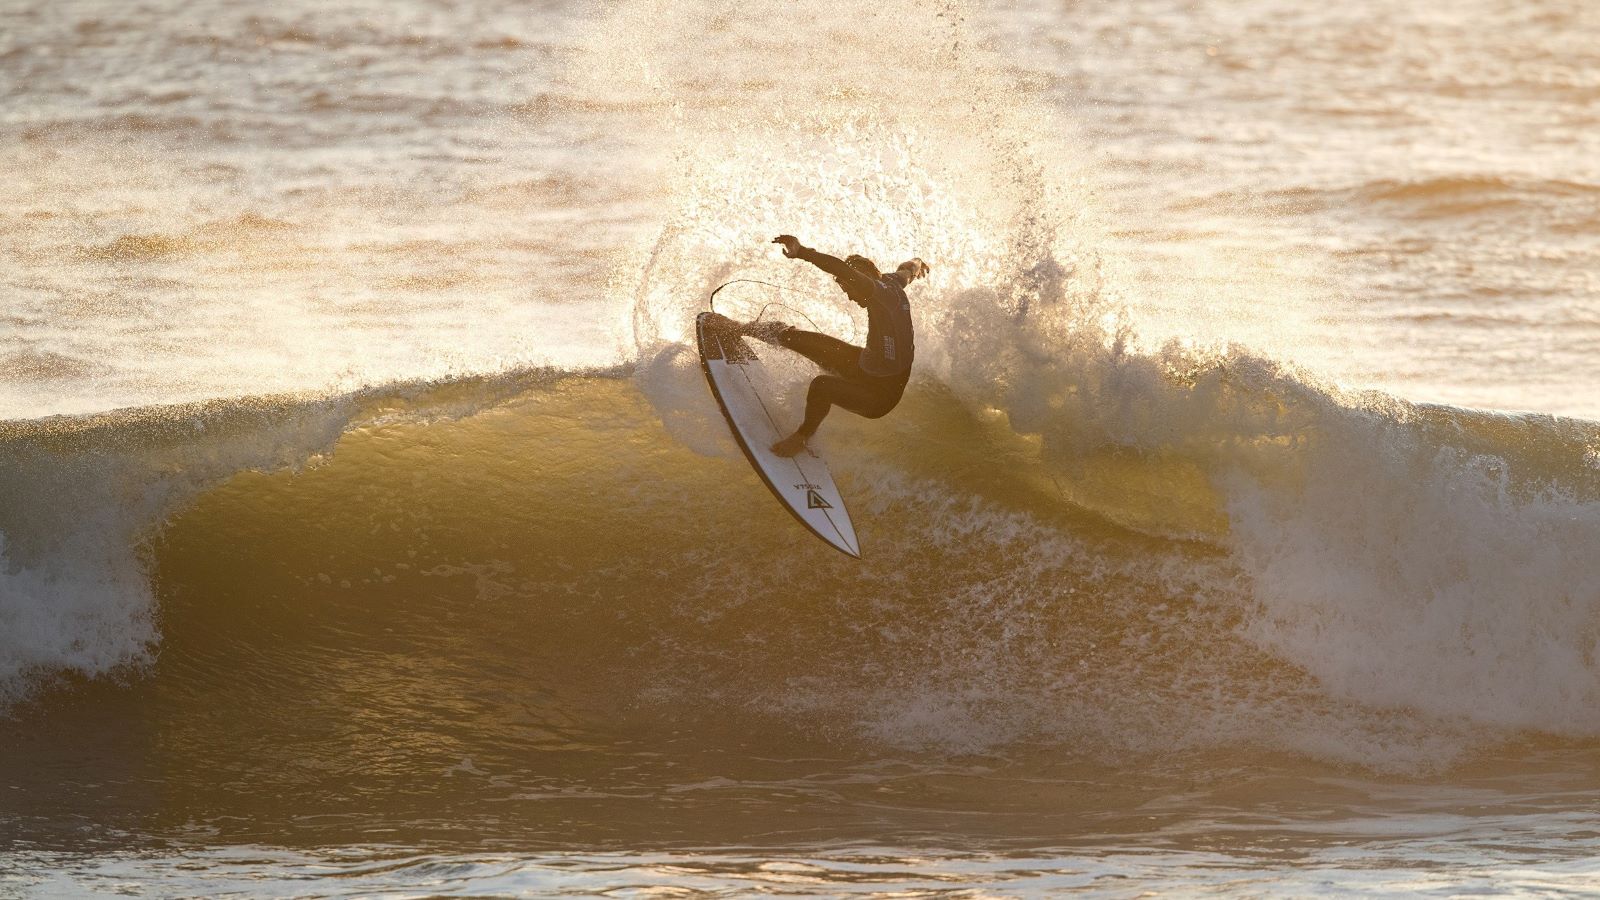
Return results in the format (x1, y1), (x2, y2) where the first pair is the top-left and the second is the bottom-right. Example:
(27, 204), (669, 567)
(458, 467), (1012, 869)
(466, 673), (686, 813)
(772, 235), (876, 298)
(885, 258), (930, 288)
(795, 248), (876, 296)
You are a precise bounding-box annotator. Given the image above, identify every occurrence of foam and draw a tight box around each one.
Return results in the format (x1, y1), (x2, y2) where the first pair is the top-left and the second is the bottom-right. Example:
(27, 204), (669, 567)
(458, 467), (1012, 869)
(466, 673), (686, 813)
(1227, 416), (1600, 733)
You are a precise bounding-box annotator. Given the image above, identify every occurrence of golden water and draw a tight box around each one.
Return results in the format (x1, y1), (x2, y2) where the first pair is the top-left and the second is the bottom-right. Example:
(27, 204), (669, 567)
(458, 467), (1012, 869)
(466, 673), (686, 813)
(4, 0), (1600, 894)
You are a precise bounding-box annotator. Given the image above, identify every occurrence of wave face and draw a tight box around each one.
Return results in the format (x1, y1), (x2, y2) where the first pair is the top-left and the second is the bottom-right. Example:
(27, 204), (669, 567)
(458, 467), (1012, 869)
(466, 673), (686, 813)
(4, 359), (1599, 785)
(0, 374), (540, 708)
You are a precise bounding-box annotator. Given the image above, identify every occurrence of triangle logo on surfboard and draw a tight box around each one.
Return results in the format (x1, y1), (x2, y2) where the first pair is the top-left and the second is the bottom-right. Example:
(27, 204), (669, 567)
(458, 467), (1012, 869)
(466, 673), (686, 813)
(805, 489), (832, 510)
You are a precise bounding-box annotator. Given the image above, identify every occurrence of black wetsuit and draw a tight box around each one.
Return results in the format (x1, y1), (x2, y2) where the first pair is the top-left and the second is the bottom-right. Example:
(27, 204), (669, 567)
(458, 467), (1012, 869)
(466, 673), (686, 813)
(783, 247), (915, 437)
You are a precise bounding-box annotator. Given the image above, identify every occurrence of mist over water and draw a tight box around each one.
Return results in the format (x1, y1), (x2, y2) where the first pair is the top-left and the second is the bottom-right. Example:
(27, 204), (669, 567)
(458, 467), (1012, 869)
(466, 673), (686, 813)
(4, 0), (1600, 894)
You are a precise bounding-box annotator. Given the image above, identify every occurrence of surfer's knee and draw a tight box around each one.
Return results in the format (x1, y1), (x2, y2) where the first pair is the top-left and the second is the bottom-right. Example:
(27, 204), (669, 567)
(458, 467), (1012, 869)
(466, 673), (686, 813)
(805, 374), (843, 404)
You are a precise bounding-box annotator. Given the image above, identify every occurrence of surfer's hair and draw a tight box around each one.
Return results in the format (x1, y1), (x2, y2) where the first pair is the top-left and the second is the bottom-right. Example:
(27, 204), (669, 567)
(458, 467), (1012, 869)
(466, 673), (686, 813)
(844, 255), (881, 279)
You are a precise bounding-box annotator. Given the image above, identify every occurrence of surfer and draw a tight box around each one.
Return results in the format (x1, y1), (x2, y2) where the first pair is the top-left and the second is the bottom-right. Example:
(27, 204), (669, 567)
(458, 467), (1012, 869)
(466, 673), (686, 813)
(738, 235), (929, 457)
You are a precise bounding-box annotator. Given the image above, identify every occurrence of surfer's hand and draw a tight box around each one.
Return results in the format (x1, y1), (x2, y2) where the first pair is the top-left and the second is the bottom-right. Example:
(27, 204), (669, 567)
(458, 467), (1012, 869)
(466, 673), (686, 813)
(899, 258), (930, 281)
(772, 235), (803, 258)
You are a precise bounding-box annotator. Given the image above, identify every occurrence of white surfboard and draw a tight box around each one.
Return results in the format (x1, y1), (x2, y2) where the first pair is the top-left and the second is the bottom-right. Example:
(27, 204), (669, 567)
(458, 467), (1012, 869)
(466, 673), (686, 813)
(696, 312), (860, 558)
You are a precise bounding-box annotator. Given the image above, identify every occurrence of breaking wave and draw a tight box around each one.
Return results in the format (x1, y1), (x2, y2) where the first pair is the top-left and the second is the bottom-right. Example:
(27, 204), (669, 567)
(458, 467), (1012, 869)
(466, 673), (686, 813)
(5, 0), (1599, 783)
(4, 326), (1599, 775)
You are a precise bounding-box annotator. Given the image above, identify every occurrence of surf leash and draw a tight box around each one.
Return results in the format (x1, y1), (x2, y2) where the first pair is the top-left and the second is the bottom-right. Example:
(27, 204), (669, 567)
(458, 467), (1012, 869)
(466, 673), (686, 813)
(707, 278), (826, 332)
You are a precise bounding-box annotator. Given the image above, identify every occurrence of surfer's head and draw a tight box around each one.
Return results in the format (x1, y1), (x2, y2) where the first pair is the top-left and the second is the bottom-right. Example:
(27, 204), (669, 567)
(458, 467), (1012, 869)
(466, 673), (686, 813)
(844, 254), (881, 280)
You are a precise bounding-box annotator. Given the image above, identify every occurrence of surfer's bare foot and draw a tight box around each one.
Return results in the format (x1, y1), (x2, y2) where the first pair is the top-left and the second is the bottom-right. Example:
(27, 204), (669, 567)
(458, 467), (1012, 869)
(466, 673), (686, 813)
(771, 431), (809, 457)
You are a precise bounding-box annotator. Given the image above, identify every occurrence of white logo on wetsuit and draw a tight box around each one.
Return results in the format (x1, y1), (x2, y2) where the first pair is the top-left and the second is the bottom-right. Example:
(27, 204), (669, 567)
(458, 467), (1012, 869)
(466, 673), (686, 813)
(882, 335), (896, 361)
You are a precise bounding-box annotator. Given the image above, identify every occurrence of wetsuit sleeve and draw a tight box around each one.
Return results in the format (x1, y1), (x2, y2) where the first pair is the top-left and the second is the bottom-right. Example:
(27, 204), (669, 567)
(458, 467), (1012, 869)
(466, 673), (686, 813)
(796, 247), (877, 301)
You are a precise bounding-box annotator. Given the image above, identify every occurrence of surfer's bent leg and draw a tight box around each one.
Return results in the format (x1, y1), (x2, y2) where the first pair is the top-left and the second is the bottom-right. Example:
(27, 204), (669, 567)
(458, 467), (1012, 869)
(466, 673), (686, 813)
(796, 373), (906, 437)
(776, 329), (862, 376)
(769, 332), (906, 457)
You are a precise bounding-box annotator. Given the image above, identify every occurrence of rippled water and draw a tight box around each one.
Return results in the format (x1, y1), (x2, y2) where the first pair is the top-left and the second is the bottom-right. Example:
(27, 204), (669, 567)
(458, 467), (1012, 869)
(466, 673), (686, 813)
(15, 840), (1600, 897)
(6, 0), (1599, 419)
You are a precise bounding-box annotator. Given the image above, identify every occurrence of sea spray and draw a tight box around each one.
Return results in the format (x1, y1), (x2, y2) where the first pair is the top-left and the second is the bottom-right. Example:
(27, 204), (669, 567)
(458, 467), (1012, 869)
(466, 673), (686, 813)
(585, 0), (1600, 754)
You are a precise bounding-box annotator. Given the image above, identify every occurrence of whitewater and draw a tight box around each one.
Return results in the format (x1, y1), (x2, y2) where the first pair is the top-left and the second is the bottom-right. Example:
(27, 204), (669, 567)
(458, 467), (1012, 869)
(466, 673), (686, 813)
(4, 0), (1600, 894)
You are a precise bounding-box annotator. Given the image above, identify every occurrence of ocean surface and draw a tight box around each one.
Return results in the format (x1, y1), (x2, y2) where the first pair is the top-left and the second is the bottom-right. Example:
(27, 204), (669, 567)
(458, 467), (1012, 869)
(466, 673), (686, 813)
(4, 0), (1600, 895)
